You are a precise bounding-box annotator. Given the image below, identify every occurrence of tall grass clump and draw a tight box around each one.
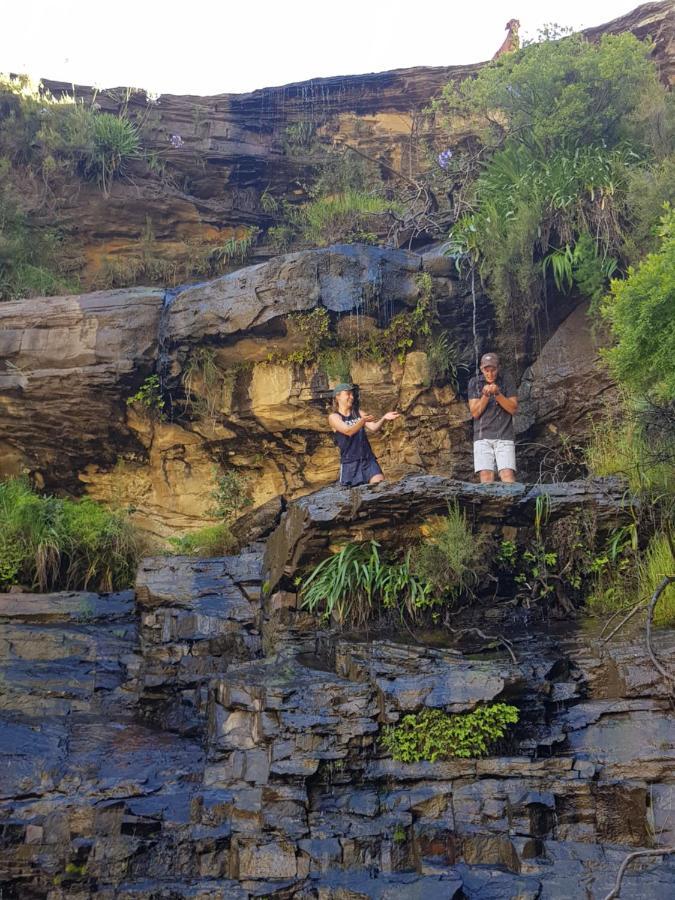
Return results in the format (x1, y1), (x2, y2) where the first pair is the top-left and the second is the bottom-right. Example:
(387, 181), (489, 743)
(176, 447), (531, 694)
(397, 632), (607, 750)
(639, 532), (675, 627)
(0, 478), (143, 592)
(168, 523), (237, 557)
(409, 504), (486, 601)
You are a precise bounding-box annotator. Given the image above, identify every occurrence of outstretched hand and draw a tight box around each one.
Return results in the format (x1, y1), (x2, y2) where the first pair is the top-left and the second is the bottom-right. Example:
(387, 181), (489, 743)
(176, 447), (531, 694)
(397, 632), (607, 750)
(383, 411), (401, 421)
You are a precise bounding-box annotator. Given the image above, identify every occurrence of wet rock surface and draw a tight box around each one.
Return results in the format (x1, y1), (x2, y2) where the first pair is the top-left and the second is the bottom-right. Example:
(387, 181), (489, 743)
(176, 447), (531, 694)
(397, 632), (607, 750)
(263, 475), (635, 589)
(1, 482), (673, 898)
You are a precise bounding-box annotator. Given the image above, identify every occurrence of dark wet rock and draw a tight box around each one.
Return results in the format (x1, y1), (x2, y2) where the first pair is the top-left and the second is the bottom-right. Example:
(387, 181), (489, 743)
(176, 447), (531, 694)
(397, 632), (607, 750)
(264, 474), (635, 588)
(135, 552), (263, 733)
(515, 303), (619, 479)
(335, 640), (526, 717)
(1, 481), (674, 895)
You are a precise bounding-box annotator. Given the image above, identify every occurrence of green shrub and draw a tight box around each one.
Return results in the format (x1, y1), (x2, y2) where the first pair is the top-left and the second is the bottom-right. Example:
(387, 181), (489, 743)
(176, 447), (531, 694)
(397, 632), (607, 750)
(381, 704), (519, 762)
(126, 374), (165, 419)
(210, 469), (252, 523)
(0, 478), (142, 592)
(168, 523), (237, 557)
(299, 191), (401, 247)
(85, 113), (140, 195)
(601, 208), (675, 404)
(425, 331), (464, 387)
(409, 504), (485, 601)
(299, 540), (434, 626)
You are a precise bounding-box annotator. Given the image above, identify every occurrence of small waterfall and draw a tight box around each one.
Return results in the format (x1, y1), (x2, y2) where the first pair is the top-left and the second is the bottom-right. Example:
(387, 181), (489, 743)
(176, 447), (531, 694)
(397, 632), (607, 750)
(471, 264), (479, 375)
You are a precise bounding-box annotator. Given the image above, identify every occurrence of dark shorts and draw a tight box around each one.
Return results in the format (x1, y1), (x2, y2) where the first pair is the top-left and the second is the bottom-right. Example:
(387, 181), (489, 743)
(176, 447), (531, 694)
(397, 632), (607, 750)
(339, 457), (383, 486)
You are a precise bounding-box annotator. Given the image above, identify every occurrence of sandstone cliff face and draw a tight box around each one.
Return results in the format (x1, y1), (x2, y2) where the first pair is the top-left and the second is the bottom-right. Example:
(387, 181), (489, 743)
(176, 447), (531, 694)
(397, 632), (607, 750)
(0, 246), (487, 536)
(0, 238), (607, 538)
(35, 0), (674, 287)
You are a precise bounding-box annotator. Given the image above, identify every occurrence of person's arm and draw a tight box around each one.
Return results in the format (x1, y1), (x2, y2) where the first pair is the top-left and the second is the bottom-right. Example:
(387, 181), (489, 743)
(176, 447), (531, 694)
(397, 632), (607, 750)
(469, 395), (490, 419)
(328, 412), (374, 436)
(364, 411), (400, 432)
(494, 391), (518, 415)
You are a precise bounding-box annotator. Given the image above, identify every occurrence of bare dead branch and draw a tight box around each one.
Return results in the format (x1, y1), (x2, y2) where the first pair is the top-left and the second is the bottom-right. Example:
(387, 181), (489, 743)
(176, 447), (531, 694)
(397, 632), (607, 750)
(602, 847), (674, 900)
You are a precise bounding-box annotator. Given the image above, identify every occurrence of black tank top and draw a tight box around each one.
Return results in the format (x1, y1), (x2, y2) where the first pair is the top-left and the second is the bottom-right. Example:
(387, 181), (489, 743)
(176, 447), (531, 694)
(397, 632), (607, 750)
(332, 411), (376, 463)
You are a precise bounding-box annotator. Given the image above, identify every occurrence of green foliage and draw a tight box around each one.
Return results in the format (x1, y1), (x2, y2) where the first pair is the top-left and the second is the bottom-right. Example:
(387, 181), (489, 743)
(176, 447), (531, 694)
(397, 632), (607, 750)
(299, 191), (401, 248)
(0, 75), (140, 195)
(381, 704), (519, 762)
(85, 113), (140, 195)
(409, 504), (485, 601)
(0, 478), (142, 592)
(448, 143), (633, 329)
(437, 31), (667, 332)
(623, 155), (675, 262)
(434, 32), (662, 153)
(211, 228), (259, 266)
(639, 532), (675, 627)
(267, 307), (332, 367)
(299, 540), (434, 627)
(182, 348), (225, 420)
(367, 283), (435, 365)
(584, 410), (673, 498)
(126, 374), (165, 419)
(210, 469), (252, 523)
(168, 523), (237, 557)
(426, 331), (464, 388)
(0, 158), (77, 300)
(600, 208), (675, 403)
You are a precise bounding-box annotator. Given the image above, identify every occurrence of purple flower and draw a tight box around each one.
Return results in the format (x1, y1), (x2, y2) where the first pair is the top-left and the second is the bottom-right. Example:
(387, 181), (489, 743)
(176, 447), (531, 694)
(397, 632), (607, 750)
(169, 134), (184, 149)
(437, 149), (453, 169)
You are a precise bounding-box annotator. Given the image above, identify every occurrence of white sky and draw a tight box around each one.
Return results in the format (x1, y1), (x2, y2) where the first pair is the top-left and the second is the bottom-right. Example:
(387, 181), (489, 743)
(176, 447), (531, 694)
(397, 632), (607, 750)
(2, 0), (643, 96)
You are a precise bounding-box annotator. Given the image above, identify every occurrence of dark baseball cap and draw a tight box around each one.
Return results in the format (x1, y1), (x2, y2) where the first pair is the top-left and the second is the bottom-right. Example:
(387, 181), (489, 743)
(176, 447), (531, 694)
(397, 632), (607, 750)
(332, 382), (354, 396)
(480, 353), (500, 368)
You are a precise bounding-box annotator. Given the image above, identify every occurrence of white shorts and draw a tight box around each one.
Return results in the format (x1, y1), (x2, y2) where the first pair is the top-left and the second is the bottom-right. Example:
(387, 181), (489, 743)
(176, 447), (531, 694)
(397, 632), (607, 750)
(474, 439), (516, 473)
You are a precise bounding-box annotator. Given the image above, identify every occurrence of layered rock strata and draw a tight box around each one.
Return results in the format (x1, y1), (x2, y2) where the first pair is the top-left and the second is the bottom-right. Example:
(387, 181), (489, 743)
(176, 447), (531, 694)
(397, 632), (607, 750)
(1, 479), (673, 897)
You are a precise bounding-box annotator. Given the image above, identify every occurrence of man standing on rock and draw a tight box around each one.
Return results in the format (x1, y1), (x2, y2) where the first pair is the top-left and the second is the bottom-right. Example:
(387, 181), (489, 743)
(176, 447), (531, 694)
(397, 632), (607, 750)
(468, 353), (519, 483)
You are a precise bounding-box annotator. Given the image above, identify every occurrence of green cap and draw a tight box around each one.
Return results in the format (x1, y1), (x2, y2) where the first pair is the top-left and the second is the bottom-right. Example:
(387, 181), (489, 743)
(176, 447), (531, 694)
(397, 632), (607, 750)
(332, 382), (354, 396)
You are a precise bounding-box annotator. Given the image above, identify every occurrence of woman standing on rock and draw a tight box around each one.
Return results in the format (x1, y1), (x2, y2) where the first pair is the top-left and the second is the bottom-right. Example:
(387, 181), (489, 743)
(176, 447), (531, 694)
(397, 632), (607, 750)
(329, 383), (400, 487)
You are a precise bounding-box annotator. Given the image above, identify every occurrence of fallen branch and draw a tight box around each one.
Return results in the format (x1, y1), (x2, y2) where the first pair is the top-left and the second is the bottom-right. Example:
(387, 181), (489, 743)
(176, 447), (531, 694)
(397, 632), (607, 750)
(602, 847), (674, 900)
(645, 575), (675, 684)
(445, 626), (518, 664)
(602, 599), (647, 643)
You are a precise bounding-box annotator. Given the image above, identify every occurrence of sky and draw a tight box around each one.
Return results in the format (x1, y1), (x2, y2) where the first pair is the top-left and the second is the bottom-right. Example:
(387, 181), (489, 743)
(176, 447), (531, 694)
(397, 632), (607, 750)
(1, 0), (644, 96)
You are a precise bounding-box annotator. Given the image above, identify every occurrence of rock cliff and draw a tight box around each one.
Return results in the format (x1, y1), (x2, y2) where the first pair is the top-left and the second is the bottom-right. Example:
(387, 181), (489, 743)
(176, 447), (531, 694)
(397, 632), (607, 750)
(1, 478), (673, 897)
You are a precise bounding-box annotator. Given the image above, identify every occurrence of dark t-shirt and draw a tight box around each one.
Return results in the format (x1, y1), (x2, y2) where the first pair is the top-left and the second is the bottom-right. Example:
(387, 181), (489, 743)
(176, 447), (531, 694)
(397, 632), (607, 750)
(332, 411), (377, 462)
(468, 372), (517, 441)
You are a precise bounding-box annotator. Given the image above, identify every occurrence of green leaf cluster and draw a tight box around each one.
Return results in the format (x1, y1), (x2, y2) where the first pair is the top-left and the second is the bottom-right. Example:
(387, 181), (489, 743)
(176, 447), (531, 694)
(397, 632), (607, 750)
(168, 522), (237, 557)
(126, 375), (165, 419)
(381, 704), (519, 762)
(210, 469), (253, 523)
(299, 540), (434, 627)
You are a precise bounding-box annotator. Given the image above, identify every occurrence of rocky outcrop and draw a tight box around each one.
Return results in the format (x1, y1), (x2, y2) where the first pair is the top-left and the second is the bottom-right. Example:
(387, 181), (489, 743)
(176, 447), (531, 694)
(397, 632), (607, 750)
(263, 475), (635, 590)
(516, 304), (619, 480)
(32, 1), (674, 286)
(0, 287), (163, 489)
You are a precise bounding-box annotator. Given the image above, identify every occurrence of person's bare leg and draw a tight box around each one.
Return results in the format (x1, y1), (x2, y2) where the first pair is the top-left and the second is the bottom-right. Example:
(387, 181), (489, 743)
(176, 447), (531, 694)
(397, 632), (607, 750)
(369, 474), (384, 484)
(498, 468), (517, 483)
(478, 470), (495, 483)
